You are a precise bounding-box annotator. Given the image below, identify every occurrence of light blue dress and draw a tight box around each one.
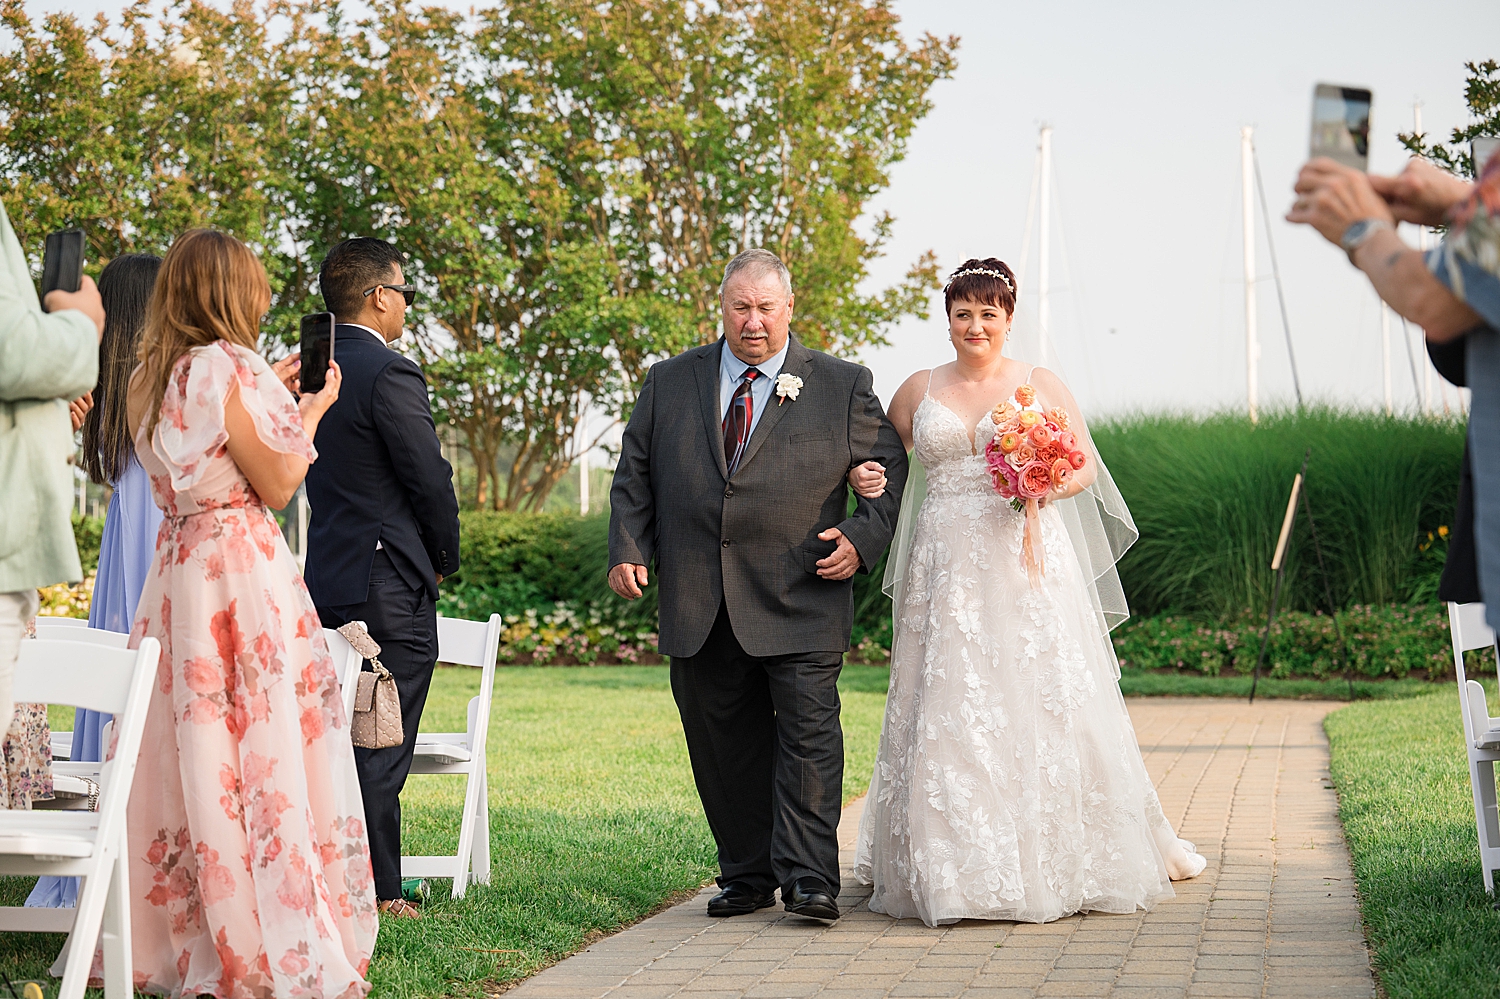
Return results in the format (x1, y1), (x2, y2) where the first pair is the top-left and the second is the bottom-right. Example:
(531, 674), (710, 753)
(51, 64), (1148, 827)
(26, 453), (163, 908)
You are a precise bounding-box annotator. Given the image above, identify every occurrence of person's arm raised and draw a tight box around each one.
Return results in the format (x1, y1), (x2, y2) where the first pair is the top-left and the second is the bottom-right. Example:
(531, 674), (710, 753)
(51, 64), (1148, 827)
(223, 362), (340, 510)
(1287, 158), (1482, 342)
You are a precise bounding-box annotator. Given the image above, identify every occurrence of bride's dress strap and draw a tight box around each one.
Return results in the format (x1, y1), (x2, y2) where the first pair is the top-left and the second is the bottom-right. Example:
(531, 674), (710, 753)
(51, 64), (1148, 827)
(923, 368), (935, 399)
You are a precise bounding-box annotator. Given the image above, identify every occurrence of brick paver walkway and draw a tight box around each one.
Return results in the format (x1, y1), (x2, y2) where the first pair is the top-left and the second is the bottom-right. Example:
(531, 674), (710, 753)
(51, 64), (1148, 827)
(509, 698), (1375, 999)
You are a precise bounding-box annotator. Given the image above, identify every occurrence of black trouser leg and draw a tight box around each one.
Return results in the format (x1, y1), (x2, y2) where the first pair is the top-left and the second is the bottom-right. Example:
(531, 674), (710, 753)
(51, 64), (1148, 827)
(319, 550), (438, 901)
(670, 603), (844, 897)
(766, 649), (844, 894)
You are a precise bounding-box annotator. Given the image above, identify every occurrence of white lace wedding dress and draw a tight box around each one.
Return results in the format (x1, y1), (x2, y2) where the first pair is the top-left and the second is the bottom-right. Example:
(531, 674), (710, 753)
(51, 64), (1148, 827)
(854, 384), (1206, 926)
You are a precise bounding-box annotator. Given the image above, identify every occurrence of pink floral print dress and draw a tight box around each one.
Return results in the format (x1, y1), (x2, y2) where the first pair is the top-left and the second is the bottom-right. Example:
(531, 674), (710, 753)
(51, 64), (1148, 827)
(122, 340), (377, 998)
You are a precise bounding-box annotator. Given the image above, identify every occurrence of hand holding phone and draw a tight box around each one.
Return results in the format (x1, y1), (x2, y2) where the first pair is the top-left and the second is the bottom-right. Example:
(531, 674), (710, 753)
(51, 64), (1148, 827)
(41, 274), (105, 339)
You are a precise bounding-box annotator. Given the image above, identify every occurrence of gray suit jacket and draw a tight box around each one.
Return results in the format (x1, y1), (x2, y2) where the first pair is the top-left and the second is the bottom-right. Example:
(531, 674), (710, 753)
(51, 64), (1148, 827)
(608, 337), (908, 658)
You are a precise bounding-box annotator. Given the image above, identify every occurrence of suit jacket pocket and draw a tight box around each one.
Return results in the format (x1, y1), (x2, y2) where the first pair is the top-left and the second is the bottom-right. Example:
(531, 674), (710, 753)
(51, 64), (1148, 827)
(800, 542), (837, 574)
(790, 431), (834, 445)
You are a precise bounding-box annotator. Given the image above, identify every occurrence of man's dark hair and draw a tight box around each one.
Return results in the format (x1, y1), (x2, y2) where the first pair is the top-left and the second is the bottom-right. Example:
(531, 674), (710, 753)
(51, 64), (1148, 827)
(319, 237), (405, 320)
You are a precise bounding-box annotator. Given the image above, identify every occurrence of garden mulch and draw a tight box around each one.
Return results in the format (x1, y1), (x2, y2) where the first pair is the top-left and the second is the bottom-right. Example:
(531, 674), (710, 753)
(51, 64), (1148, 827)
(504, 698), (1376, 999)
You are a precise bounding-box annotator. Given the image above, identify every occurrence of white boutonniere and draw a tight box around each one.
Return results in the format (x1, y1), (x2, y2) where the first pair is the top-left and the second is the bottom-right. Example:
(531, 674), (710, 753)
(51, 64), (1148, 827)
(775, 373), (803, 405)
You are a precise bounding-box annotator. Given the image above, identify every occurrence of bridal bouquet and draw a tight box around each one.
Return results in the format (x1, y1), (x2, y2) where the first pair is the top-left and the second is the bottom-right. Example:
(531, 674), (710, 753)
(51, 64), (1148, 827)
(982, 385), (1087, 586)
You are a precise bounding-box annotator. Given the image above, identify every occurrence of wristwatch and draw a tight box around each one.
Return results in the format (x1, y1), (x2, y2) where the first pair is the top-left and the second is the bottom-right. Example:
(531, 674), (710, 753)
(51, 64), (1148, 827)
(1340, 218), (1394, 263)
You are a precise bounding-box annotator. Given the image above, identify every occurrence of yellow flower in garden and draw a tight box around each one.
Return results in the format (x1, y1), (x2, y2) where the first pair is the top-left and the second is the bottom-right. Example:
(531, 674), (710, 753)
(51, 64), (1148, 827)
(1438, 525), (1449, 537)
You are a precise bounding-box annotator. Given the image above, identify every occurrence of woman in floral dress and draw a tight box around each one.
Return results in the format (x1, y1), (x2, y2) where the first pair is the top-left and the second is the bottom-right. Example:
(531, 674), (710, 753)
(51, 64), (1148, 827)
(122, 229), (376, 997)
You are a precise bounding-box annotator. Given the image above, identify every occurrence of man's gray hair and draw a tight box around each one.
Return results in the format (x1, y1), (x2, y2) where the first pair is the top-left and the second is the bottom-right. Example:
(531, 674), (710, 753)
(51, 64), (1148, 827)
(719, 249), (793, 299)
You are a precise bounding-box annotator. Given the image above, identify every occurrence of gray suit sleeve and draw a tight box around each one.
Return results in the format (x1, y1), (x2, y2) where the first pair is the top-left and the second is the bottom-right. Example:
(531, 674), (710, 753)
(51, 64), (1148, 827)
(608, 366), (658, 569)
(835, 365), (908, 574)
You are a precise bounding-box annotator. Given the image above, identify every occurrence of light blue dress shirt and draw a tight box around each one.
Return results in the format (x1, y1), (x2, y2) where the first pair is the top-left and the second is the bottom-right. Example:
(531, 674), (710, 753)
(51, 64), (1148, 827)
(718, 338), (790, 440)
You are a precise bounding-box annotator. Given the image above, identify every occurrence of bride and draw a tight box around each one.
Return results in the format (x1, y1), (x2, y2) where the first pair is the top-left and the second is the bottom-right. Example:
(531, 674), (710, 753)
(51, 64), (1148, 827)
(849, 258), (1205, 927)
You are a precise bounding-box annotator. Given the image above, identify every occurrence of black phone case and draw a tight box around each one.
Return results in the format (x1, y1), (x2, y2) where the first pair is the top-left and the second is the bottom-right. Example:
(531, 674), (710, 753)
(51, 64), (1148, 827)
(41, 229), (85, 304)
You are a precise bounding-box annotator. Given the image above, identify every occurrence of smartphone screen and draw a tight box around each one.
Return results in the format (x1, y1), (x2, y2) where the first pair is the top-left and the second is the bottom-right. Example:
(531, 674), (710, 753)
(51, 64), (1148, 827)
(1310, 84), (1372, 171)
(299, 312), (335, 395)
(1474, 136), (1500, 176)
(41, 229), (85, 305)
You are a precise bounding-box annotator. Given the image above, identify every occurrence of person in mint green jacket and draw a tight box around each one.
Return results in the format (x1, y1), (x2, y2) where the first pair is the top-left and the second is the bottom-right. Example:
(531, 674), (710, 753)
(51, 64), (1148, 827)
(0, 201), (104, 749)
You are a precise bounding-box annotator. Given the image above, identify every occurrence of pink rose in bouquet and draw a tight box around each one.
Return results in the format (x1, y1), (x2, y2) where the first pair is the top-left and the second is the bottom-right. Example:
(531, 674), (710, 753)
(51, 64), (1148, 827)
(1018, 460), (1053, 499)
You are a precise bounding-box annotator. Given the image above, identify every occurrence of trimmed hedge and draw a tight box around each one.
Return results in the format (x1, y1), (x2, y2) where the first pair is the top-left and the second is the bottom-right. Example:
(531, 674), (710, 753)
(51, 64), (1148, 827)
(1111, 603), (1452, 681)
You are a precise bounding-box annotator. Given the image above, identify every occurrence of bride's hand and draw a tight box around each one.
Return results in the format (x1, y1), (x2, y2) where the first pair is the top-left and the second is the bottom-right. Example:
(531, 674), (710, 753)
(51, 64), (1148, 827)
(848, 460), (887, 499)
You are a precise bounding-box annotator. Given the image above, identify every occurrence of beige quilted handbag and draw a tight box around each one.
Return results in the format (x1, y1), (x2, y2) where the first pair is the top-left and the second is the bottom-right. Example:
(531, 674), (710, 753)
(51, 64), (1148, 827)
(337, 622), (404, 749)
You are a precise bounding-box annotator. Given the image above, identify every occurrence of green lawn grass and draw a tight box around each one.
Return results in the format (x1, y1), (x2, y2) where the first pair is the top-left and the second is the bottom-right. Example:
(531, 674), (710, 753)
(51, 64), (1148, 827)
(5, 664), (891, 998)
(1325, 687), (1500, 997)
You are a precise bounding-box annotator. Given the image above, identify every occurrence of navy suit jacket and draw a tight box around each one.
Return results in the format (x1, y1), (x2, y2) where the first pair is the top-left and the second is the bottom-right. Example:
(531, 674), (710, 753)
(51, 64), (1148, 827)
(304, 325), (460, 608)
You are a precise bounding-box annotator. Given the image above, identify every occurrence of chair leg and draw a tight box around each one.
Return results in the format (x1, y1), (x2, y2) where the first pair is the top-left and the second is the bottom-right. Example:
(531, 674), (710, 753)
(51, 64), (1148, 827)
(101, 835), (133, 999)
(450, 762), (479, 901)
(1472, 757), (1499, 894)
(58, 861), (109, 999)
(473, 766), (491, 886)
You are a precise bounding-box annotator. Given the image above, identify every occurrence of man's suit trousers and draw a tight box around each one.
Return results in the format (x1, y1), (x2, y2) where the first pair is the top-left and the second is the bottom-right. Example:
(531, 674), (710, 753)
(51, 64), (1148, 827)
(318, 548), (438, 901)
(670, 602), (844, 896)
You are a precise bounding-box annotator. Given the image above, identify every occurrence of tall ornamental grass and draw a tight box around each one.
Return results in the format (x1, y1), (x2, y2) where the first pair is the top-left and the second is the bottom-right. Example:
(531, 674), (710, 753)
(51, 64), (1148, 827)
(1093, 408), (1463, 618)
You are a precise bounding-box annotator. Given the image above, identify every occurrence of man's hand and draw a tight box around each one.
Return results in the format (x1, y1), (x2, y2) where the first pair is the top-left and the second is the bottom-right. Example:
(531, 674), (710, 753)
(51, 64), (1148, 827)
(609, 563), (649, 599)
(435, 574), (444, 586)
(848, 461), (887, 499)
(271, 352), (302, 397)
(815, 527), (861, 581)
(44, 275), (105, 339)
(1287, 157), (1395, 245)
(1369, 157), (1474, 228)
(69, 391), (93, 433)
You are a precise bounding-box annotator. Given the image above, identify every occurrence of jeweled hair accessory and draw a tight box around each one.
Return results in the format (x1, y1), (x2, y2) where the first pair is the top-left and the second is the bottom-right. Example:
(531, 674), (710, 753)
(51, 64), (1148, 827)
(946, 267), (1014, 293)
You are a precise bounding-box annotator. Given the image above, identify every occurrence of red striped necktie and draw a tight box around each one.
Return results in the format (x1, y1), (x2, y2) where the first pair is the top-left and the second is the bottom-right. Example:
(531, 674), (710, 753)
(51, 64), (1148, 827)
(722, 368), (760, 474)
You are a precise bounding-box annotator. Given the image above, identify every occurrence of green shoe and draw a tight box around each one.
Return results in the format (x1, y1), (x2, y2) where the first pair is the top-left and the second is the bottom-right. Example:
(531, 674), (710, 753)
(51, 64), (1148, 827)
(401, 878), (430, 904)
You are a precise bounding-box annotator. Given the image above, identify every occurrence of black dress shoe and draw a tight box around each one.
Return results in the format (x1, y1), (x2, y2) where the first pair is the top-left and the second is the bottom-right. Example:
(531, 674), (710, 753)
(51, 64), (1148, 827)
(783, 877), (840, 922)
(707, 881), (777, 917)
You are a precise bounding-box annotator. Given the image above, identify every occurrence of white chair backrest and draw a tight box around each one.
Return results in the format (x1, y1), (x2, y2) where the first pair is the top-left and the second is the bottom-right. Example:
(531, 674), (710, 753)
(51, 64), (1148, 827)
(1453, 602), (1497, 653)
(437, 616), (497, 668)
(16, 639), (148, 715)
(32, 616), (86, 629)
(323, 627), (363, 723)
(32, 621), (129, 649)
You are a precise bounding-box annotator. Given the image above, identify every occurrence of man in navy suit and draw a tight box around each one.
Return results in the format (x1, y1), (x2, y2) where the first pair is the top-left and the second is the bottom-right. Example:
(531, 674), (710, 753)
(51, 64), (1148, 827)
(304, 237), (461, 919)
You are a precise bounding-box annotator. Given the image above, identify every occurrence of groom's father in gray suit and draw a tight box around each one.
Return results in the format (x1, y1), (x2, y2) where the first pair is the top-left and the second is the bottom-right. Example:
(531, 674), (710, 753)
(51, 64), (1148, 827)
(608, 249), (907, 922)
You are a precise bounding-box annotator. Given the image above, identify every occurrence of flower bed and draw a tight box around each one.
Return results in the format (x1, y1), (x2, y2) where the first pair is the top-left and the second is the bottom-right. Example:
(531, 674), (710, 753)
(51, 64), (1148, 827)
(493, 604), (660, 666)
(1111, 602), (1453, 681)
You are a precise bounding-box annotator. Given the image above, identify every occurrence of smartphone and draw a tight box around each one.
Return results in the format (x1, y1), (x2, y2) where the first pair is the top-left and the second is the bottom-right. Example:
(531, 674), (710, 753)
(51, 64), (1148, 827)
(1474, 136), (1500, 176)
(40, 229), (85, 307)
(299, 312), (335, 395)
(1310, 83), (1373, 171)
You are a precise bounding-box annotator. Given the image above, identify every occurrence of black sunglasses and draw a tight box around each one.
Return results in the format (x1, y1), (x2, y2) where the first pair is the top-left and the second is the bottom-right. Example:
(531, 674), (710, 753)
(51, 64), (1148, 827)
(363, 283), (417, 306)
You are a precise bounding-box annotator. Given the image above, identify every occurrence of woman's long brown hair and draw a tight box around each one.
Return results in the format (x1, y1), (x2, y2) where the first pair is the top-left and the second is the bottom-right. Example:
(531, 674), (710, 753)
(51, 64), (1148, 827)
(136, 229), (271, 441)
(82, 253), (162, 485)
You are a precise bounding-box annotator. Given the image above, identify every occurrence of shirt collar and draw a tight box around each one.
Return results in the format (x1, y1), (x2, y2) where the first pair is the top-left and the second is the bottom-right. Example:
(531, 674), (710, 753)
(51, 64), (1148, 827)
(342, 323), (388, 347)
(720, 338), (791, 382)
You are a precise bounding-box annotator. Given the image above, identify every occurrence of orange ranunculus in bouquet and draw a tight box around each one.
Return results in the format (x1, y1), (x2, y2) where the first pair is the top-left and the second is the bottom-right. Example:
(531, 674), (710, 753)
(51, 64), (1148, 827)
(982, 384), (1087, 586)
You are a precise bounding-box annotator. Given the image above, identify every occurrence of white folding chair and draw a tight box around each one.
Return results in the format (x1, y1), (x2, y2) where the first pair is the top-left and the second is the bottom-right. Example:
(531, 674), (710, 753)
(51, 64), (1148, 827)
(0, 637), (161, 999)
(32, 623), (131, 761)
(1449, 602), (1500, 892)
(323, 626), (363, 725)
(402, 613), (500, 898)
(32, 616), (86, 631)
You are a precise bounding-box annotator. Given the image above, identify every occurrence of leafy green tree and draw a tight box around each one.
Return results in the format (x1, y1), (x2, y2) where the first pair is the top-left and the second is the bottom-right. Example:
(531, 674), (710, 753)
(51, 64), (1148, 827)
(1400, 59), (1500, 179)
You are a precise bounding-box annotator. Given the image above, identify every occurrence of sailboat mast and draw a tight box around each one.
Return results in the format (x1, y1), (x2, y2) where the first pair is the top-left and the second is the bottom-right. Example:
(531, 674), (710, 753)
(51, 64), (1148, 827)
(1038, 125), (1052, 348)
(1242, 126), (1259, 423)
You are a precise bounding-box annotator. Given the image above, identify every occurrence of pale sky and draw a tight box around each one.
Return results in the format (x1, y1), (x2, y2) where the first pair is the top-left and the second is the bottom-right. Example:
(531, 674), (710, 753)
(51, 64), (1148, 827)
(38, 0), (1500, 420)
